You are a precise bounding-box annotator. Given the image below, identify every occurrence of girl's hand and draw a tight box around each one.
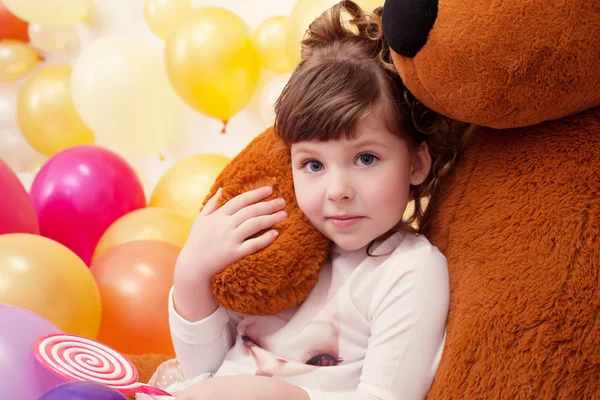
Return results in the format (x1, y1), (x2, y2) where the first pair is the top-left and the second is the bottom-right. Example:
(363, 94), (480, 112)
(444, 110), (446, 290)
(175, 185), (287, 285)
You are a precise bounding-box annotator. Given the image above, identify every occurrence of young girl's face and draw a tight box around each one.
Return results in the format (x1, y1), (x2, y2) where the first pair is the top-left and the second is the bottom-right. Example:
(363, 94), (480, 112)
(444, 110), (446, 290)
(291, 115), (431, 251)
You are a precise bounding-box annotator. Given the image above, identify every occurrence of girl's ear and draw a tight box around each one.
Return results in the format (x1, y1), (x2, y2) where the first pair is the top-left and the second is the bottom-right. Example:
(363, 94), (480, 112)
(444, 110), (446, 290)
(410, 141), (432, 186)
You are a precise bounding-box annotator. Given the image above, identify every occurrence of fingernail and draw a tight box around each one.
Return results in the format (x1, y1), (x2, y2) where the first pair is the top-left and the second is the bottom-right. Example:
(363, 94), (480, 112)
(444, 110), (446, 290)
(265, 186), (273, 193)
(277, 198), (286, 206)
(273, 230), (279, 236)
(279, 211), (288, 219)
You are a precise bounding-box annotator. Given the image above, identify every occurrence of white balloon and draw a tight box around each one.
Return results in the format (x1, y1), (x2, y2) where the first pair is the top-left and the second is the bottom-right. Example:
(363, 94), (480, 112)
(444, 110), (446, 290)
(0, 90), (17, 129)
(0, 127), (44, 173)
(70, 36), (183, 154)
(259, 73), (291, 128)
(28, 24), (81, 53)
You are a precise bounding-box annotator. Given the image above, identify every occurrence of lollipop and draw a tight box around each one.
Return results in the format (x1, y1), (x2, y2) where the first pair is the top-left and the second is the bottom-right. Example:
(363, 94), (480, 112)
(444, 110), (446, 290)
(33, 333), (172, 397)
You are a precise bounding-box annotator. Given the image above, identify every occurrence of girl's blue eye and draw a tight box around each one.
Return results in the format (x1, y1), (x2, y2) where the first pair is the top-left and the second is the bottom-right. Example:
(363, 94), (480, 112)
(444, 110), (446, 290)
(304, 160), (324, 172)
(357, 153), (377, 166)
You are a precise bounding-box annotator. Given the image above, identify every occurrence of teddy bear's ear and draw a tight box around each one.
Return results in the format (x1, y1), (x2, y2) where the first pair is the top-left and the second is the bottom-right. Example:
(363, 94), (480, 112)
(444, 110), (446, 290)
(382, 0), (600, 128)
(202, 127), (330, 316)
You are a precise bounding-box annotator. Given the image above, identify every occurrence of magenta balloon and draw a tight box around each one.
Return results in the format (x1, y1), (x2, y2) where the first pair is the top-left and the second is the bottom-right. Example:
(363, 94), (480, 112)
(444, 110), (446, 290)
(0, 304), (64, 399)
(30, 145), (146, 265)
(0, 158), (40, 235)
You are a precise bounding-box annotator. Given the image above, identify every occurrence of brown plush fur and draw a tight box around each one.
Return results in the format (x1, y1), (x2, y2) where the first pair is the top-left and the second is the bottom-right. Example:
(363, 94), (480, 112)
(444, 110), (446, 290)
(203, 127), (330, 316)
(386, 0), (600, 397)
(126, 354), (171, 398)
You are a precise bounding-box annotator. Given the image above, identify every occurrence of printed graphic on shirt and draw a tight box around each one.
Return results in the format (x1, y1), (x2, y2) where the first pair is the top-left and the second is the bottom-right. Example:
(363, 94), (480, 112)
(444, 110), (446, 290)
(236, 263), (344, 378)
(239, 309), (341, 377)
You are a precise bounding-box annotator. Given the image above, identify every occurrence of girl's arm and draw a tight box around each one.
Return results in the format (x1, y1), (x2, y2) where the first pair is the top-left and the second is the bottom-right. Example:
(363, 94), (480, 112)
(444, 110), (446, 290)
(169, 286), (239, 379)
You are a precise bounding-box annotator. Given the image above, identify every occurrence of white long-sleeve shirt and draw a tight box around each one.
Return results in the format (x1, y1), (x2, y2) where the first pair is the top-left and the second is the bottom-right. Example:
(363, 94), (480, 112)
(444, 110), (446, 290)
(169, 231), (449, 400)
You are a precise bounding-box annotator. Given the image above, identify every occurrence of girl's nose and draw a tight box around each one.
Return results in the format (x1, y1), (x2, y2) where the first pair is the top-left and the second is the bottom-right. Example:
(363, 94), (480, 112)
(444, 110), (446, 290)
(326, 172), (355, 201)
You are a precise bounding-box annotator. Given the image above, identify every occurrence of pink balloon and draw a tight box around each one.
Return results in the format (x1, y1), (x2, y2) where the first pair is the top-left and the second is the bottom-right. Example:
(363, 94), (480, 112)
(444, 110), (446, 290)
(30, 145), (146, 265)
(0, 158), (40, 235)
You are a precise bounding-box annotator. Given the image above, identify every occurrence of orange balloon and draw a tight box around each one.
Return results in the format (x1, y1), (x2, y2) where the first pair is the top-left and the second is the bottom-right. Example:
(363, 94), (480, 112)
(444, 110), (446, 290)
(90, 240), (181, 356)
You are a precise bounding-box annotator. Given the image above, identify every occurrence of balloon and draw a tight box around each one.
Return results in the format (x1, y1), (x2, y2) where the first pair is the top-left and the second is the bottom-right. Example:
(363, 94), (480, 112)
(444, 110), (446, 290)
(0, 2), (29, 42)
(38, 381), (128, 400)
(0, 39), (40, 83)
(30, 145), (146, 265)
(90, 240), (181, 355)
(144, 0), (193, 40)
(71, 36), (181, 154)
(18, 65), (94, 157)
(0, 304), (64, 399)
(2, 0), (90, 27)
(92, 207), (193, 263)
(165, 7), (261, 125)
(0, 158), (39, 234)
(149, 154), (230, 220)
(28, 24), (80, 53)
(286, 0), (384, 65)
(259, 73), (292, 127)
(253, 16), (295, 74)
(0, 234), (102, 338)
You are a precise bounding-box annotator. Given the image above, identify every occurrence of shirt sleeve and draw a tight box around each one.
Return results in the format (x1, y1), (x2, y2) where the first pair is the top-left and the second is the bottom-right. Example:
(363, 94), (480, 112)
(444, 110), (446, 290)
(168, 286), (239, 379)
(301, 245), (450, 400)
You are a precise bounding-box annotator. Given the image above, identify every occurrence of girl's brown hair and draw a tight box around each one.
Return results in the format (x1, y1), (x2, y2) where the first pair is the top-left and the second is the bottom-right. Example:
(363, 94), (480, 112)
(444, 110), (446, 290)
(274, 0), (466, 253)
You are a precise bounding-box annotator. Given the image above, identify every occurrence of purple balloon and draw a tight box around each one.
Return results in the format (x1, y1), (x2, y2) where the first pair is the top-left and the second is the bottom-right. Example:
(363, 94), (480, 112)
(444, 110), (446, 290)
(37, 381), (127, 400)
(30, 145), (146, 265)
(0, 304), (64, 399)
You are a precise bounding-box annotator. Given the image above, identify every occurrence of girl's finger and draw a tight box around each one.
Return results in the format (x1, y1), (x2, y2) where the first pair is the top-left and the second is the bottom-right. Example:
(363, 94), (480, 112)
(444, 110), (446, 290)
(231, 197), (286, 228)
(218, 186), (273, 216)
(199, 188), (223, 216)
(238, 229), (280, 257)
(234, 211), (287, 241)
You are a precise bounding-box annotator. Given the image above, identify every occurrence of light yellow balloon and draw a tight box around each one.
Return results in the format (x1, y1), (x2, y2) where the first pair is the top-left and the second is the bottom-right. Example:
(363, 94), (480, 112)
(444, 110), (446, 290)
(165, 7), (261, 124)
(253, 16), (295, 74)
(150, 154), (230, 220)
(0, 40), (40, 83)
(71, 36), (181, 154)
(144, 0), (193, 40)
(259, 73), (292, 127)
(286, 0), (384, 66)
(17, 65), (94, 157)
(92, 207), (193, 263)
(28, 24), (80, 53)
(0, 234), (101, 338)
(2, 0), (90, 27)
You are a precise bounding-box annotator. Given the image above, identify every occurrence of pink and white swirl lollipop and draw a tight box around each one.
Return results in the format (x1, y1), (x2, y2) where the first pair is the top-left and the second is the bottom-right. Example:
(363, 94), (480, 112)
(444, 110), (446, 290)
(33, 333), (172, 397)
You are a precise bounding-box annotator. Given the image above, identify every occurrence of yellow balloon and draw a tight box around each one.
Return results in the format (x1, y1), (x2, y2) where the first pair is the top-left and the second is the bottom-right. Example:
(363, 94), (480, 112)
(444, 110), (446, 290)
(253, 16), (295, 74)
(2, 0), (90, 27)
(0, 234), (101, 338)
(149, 154), (230, 220)
(71, 36), (182, 154)
(28, 24), (80, 53)
(165, 7), (261, 124)
(286, 0), (384, 66)
(18, 65), (94, 157)
(144, 0), (193, 40)
(0, 40), (40, 83)
(92, 207), (193, 263)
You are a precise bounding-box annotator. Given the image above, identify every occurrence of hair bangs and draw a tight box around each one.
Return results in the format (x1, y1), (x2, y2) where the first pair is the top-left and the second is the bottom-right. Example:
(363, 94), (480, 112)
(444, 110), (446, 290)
(274, 58), (382, 145)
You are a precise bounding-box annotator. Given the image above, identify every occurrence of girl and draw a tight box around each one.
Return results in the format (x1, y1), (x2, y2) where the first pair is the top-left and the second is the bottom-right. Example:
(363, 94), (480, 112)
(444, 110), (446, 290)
(154, 1), (464, 399)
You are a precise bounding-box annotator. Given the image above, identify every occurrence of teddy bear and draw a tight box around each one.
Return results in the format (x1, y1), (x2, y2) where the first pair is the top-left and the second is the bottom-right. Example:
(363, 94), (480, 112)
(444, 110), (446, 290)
(380, 0), (600, 397)
(129, 0), (599, 397)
